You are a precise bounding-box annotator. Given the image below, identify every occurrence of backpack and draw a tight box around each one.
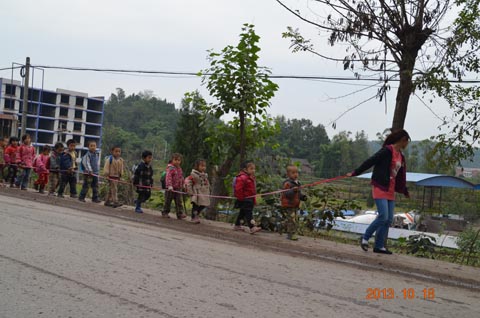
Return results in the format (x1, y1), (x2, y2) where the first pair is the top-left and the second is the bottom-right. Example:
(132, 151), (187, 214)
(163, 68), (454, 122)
(131, 163), (139, 177)
(160, 170), (167, 189)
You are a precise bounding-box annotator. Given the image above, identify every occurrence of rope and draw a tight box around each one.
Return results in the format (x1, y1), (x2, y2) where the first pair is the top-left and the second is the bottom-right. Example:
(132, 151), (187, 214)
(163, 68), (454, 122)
(5, 163), (348, 200)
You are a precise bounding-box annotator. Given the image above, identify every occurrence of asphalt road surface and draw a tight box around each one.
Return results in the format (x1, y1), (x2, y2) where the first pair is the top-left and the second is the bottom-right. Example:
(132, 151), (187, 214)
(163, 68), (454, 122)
(0, 195), (478, 318)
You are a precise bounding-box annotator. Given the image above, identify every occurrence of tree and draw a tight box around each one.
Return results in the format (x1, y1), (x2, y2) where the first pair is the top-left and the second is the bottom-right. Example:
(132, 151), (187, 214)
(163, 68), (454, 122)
(200, 23), (279, 164)
(172, 91), (217, 172)
(199, 24), (279, 219)
(277, 0), (480, 161)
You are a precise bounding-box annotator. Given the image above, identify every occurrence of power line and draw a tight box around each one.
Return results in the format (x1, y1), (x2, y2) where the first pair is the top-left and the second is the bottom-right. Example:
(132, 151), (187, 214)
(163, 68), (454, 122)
(16, 64), (480, 84)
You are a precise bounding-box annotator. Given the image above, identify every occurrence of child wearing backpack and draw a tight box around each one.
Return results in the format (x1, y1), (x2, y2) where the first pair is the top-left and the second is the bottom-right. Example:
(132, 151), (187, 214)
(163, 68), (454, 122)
(79, 140), (101, 203)
(17, 134), (35, 190)
(33, 145), (51, 194)
(133, 150), (154, 213)
(163, 153), (186, 219)
(280, 164), (308, 241)
(185, 159), (210, 224)
(233, 160), (261, 234)
(103, 146), (124, 208)
(57, 139), (78, 198)
(48, 142), (64, 196)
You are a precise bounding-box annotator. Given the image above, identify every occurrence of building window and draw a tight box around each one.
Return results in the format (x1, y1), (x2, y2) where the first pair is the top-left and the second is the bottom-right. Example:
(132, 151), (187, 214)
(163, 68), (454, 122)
(5, 84), (16, 96)
(59, 107), (69, 117)
(75, 97), (84, 107)
(60, 94), (69, 104)
(73, 122), (82, 132)
(74, 110), (83, 119)
(4, 98), (15, 110)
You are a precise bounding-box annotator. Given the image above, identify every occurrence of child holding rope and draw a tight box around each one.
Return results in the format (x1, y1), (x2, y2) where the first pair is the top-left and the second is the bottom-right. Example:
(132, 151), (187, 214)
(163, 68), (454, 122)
(17, 134), (35, 190)
(48, 142), (64, 196)
(33, 145), (51, 194)
(163, 153), (186, 219)
(185, 159), (210, 224)
(104, 146), (124, 208)
(280, 164), (307, 240)
(79, 140), (101, 203)
(57, 139), (78, 198)
(133, 150), (154, 213)
(4, 136), (19, 188)
(234, 160), (261, 234)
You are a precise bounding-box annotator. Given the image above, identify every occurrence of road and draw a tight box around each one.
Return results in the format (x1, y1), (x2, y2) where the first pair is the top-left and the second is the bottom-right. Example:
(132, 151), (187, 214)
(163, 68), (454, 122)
(0, 195), (478, 318)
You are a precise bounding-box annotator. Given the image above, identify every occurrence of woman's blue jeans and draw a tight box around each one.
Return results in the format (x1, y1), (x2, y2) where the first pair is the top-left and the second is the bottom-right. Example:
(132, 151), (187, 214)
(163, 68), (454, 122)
(363, 199), (395, 249)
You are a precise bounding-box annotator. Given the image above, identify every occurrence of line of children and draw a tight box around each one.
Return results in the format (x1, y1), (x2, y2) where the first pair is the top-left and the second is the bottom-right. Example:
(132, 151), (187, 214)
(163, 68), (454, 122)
(104, 146), (124, 208)
(33, 145), (51, 194)
(1, 136), (310, 241)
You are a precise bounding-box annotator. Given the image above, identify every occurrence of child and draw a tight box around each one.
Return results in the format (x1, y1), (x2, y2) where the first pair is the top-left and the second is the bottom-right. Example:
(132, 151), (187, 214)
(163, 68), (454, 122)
(133, 150), (154, 213)
(33, 145), (51, 194)
(0, 136), (7, 186)
(17, 134), (35, 190)
(48, 142), (64, 196)
(4, 137), (20, 187)
(186, 159), (210, 224)
(233, 160), (261, 234)
(163, 153), (186, 219)
(79, 140), (101, 203)
(57, 139), (78, 198)
(103, 146), (124, 208)
(280, 165), (308, 240)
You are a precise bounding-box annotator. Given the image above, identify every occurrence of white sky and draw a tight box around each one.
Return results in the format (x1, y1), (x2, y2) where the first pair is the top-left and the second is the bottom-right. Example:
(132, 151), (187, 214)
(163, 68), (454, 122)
(0, 0), (459, 140)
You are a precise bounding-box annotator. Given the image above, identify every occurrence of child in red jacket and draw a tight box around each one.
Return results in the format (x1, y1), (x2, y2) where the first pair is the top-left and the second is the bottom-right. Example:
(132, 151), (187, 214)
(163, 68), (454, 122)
(234, 160), (261, 234)
(4, 136), (20, 188)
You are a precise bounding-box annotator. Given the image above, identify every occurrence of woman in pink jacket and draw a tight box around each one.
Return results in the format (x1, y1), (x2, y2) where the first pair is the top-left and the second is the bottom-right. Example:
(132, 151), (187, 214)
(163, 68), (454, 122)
(17, 134), (35, 190)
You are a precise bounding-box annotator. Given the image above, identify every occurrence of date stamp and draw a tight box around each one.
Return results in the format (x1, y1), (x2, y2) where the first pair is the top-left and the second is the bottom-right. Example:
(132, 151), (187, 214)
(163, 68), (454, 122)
(365, 288), (435, 300)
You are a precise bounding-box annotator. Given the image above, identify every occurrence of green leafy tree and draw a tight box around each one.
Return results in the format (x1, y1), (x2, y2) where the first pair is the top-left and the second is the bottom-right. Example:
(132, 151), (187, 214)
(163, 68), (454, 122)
(200, 23), (279, 164)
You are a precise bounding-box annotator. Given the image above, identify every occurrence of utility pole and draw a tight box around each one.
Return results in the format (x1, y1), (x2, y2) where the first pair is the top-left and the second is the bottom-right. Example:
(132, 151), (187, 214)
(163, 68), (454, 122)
(21, 57), (30, 137)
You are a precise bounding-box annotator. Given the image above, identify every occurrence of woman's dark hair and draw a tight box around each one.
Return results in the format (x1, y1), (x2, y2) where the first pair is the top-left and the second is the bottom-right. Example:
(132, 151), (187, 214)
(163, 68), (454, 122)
(142, 150), (153, 159)
(240, 160), (255, 170)
(383, 129), (411, 147)
(8, 136), (19, 145)
(194, 159), (206, 170)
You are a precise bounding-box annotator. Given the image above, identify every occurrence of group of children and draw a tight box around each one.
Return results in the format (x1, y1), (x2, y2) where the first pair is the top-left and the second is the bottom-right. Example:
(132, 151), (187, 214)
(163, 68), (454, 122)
(1, 135), (307, 239)
(0, 135), (125, 208)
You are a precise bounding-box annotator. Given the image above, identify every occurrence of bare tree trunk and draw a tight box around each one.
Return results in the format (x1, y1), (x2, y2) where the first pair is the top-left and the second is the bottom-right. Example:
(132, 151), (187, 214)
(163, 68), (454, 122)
(391, 62), (415, 131)
(205, 155), (237, 220)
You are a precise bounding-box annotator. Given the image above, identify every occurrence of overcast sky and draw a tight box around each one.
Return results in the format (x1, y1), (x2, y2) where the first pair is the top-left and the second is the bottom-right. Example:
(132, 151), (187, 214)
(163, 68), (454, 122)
(0, 0), (459, 141)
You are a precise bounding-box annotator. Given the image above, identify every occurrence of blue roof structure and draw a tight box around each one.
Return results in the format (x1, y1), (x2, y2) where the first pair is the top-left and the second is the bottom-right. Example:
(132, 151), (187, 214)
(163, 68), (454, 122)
(356, 172), (477, 189)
